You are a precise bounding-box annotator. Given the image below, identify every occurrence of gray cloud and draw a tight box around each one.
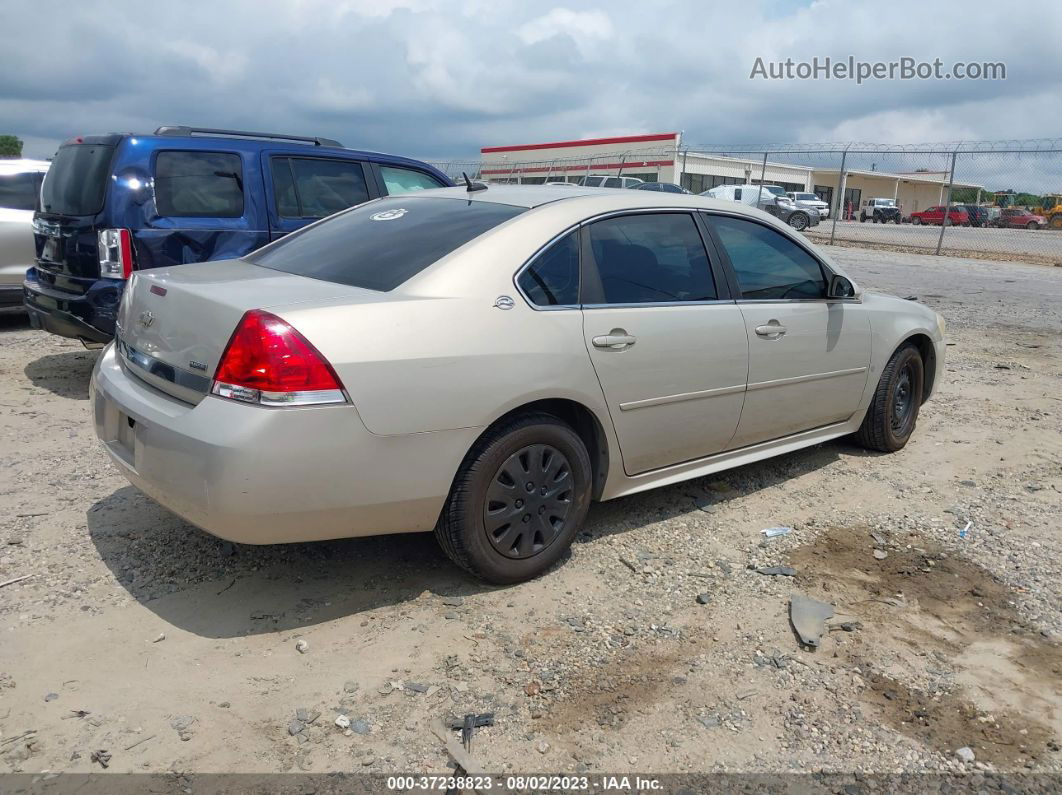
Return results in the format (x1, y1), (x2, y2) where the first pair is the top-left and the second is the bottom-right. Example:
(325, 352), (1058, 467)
(1, 0), (1059, 167)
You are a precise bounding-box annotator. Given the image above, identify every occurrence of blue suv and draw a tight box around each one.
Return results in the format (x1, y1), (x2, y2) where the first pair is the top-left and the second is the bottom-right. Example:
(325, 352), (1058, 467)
(24, 126), (453, 345)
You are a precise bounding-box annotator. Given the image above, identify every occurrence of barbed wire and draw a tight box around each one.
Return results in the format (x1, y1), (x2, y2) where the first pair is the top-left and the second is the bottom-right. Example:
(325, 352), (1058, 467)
(428, 138), (1062, 177)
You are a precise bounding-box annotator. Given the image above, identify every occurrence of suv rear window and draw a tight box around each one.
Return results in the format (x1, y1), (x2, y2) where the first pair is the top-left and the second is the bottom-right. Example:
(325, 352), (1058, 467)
(248, 197), (525, 291)
(40, 144), (114, 216)
(154, 151), (244, 217)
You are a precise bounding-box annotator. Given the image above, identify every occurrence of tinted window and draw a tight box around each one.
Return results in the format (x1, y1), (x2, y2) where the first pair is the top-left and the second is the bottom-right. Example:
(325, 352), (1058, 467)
(0, 172), (39, 211)
(271, 159), (299, 217)
(286, 158), (369, 217)
(711, 215), (825, 300)
(155, 151), (244, 217)
(588, 213), (716, 304)
(249, 197), (525, 291)
(41, 144), (114, 215)
(518, 231), (579, 306)
(380, 165), (444, 195)
(603, 178), (622, 188)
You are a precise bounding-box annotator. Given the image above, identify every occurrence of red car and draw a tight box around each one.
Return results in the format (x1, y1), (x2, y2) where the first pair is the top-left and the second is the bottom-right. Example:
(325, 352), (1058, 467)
(993, 208), (1046, 229)
(909, 205), (970, 226)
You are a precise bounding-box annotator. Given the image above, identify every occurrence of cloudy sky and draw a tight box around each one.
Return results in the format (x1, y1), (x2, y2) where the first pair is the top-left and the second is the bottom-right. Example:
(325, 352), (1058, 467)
(2, 0), (1060, 173)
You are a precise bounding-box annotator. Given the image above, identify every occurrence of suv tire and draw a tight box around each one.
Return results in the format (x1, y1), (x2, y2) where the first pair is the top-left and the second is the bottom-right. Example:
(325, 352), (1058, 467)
(789, 212), (809, 231)
(855, 344), (924, 453)
(436, 412), (592, 583)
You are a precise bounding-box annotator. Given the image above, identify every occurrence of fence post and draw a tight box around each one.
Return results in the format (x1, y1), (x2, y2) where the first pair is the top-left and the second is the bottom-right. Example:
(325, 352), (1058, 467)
(935, 149), (959, 255)
(681, 148), (688, 188)
(545, 159), (555, 183)
(759, 152), (768, 184)
(617, 150), (630, 177)
(829, 145), (850, 246)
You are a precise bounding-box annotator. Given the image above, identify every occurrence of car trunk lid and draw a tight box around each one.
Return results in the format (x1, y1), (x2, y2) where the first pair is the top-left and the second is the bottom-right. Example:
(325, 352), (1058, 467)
(115, 259), (385, 404)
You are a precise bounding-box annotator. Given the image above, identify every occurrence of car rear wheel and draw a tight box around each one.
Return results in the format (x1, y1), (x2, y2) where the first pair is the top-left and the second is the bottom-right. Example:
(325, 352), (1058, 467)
(789, 212), (809, 231)
(855, 344), (924, 453)
(435, 412), (592, 583)
(859, 213), (867, 223)
(894, 216), (902, 224)
(911, 216), (921, 225)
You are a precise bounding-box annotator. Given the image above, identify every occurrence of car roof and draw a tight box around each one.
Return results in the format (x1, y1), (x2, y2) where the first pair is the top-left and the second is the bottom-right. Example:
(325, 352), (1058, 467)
(0, 158), (50, 174)
(391, 184), (782, 217)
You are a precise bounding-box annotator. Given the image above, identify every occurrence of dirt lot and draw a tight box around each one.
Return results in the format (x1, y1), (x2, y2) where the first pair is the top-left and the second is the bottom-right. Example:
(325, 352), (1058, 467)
(1, 247), (1060, 782)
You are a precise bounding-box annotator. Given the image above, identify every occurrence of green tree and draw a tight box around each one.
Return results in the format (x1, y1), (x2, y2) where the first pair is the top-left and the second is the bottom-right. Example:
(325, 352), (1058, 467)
(0, 135), (23, 158)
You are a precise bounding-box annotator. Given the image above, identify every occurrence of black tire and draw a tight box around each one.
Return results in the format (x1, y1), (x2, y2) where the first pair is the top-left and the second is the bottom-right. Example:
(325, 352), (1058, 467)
(1027, 221), (1038, 230)
(911, 216), (921, 225)
(435, 412), (592, 584)
(944, 218), (952, 226)
(860, 213), (867, 223)
(895, 216), (902, 224)
(855, 344), (925, 453)
(789, 212), (808, 231)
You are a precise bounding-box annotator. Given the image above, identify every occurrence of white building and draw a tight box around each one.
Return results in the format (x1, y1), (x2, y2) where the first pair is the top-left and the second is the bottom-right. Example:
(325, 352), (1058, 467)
(479, 132), (982, 218)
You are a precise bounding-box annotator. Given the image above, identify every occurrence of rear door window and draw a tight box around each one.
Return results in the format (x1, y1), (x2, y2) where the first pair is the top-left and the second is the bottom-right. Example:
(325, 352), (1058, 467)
(274, 157), (370, 218)
(249, 197), (525, 291)
(154, 151), (244, 217)
(379, 165), (444, 195)
(586, 213), (717, 304)
(0, 172), (39, 211)
(40, 144), (114, 216)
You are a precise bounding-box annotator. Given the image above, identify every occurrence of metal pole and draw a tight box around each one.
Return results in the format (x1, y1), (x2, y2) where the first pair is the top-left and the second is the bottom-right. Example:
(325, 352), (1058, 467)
(759, 151), (768, 185)
(829, 146), (849, 246)
(681, 148), (688, 188)
(935, 149), (958, 255)
(545, 159), (554, 183)
(617, 150), (629, 177)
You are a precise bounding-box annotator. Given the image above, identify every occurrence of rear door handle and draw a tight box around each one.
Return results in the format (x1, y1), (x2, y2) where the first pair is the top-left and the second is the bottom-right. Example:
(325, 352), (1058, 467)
(592, 330), (637, 349)
(754, 323), (787, 338)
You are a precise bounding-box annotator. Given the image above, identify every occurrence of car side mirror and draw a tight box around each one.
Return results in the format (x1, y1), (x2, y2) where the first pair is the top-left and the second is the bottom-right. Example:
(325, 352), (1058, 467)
(828, 274), (857, 299)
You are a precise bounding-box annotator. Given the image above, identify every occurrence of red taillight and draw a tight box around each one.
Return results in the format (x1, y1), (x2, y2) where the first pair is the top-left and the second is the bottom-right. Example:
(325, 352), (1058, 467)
(98, 228), (134, 279)
(211, 310), (346, 407)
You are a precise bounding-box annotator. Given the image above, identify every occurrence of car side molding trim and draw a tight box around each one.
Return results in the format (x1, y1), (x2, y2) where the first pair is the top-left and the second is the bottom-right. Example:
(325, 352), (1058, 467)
(747, 366), (867, 392)
(619, 383), (746, 412)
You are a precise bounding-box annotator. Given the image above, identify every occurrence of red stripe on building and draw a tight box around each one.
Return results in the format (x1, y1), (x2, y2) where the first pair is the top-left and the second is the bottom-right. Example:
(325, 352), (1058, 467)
(481, 159), (674, 175)
(481, 133), (679, 154)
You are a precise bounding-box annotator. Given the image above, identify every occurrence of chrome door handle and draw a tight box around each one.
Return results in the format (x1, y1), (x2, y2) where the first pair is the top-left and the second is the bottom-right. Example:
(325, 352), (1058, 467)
(754, 323), (787, 338)
(592, 330), (637, 349)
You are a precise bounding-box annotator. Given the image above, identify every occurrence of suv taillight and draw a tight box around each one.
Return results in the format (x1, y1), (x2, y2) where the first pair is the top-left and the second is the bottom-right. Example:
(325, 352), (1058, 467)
(212, 310), (347, 407)
(98, 228), (134, 279)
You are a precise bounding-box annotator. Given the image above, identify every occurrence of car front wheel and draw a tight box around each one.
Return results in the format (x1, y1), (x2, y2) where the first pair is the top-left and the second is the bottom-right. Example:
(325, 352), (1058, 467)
(436, 412), (592, 583)
(911, 216), (921, 225)
(1027, 221), (1038, 230)
(789, 212), (809, 231)
(855, 344), (924, 453)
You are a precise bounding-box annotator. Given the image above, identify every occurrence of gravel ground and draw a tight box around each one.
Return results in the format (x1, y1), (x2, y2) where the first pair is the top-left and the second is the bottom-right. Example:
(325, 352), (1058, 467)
(0, 246), (1060, 781)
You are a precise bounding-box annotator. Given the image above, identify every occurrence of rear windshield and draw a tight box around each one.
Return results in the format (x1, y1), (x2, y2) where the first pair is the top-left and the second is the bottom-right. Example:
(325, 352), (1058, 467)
(248, 196), (526, 291)
(40, 144), (114, 216)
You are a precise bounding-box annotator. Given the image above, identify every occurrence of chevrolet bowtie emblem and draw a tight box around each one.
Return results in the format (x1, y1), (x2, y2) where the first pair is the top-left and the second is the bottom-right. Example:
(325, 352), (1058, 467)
(138, 310), (155, 328)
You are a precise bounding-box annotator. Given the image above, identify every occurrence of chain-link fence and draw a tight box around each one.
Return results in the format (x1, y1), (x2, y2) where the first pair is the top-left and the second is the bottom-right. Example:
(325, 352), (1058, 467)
(429, 139), (1062, 265)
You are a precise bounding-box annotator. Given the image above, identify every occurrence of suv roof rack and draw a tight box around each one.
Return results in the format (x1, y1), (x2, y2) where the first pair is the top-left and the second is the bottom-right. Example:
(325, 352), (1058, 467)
(154, 126), (343, 148)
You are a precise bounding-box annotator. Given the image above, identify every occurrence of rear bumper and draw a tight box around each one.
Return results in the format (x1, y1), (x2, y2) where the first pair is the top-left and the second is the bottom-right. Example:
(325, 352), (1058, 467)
(91, 344), (478, 545)
(0, 283), (23, 308)
(23, 268), (121, 343)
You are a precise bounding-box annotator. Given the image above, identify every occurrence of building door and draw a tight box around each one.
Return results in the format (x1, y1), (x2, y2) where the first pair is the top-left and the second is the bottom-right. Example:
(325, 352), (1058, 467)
(843, 187), (862, 220)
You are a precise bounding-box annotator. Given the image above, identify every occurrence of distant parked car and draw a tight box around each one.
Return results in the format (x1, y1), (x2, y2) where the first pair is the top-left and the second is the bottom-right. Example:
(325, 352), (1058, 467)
(909, 205), (969, 226)
(631, 182), (691, 194)
(0, 159), (50, 309)
(993, 208), (1046, 229)
(24, 125), (453, 346)
(576, 175), (645, 189)
(786, 191), (830, 219)
(701, 184), (820, 231)
(859, 198), (902, 224)
(956, 205), (991, 228)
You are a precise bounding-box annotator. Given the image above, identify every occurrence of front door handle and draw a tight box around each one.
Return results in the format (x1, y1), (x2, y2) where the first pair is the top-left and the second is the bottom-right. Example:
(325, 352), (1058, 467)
(592, 329), (637, 349)
(754, 322), (788, 338)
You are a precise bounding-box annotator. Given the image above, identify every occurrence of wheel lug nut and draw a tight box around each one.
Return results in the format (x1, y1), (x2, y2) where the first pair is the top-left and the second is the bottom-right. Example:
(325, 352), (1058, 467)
(522, 514), (531, 523)
(538, 506), (545, 514)
(515, 499), (523, 508)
